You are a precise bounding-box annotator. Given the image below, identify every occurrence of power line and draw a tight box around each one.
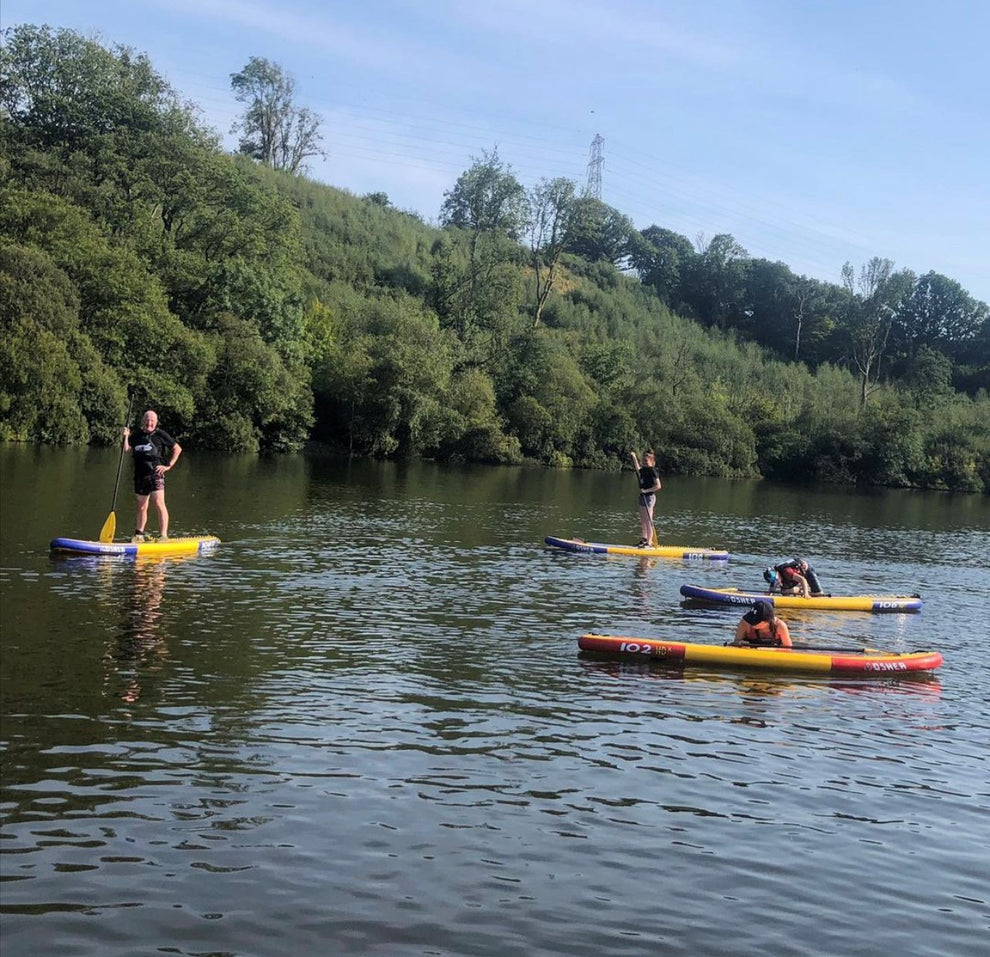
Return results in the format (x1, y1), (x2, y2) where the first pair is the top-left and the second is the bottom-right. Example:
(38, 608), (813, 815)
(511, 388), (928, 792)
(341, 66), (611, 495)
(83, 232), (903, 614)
(157, 66), (987, 296)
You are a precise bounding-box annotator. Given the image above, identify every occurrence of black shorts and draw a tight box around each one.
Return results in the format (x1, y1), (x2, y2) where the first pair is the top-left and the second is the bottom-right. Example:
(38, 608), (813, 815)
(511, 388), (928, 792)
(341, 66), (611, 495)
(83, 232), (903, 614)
(135, 473), (165, 496)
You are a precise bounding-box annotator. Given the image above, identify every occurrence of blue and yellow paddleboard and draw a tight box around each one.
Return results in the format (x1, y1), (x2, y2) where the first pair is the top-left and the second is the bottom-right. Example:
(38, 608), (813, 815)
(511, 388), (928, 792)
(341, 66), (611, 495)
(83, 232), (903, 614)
(545, 535), (730, 561)
(50, 535), (220, 557)
(679, 583), (922, 613)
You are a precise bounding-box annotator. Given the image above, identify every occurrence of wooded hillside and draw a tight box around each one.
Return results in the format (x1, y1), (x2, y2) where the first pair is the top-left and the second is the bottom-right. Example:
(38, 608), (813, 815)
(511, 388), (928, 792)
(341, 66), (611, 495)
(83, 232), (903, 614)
(2, 25), (988, 491)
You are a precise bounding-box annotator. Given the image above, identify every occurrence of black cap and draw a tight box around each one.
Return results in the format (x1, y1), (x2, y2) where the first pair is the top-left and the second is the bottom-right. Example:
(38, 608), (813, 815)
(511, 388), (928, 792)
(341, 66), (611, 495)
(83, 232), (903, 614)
(749, 599), (772, 620)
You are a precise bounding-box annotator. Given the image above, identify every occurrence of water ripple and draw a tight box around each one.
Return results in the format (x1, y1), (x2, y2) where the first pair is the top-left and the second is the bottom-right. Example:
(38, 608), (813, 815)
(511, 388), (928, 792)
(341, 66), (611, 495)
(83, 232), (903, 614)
(2, 460), (988, 955)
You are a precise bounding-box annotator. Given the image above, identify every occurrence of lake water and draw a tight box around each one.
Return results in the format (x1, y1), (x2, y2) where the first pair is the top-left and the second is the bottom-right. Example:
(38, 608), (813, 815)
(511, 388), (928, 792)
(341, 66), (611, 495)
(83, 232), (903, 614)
(1, 445), (988, 956)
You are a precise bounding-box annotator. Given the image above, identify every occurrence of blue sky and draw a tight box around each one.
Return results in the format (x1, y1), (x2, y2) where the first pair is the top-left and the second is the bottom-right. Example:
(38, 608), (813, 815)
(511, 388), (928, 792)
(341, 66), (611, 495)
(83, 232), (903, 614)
(4, 0), (989, 302)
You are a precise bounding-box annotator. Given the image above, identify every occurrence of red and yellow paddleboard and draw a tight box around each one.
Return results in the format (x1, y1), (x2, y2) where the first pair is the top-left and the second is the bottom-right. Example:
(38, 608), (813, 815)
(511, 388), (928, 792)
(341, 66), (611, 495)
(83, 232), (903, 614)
(579, 634), (942, 674)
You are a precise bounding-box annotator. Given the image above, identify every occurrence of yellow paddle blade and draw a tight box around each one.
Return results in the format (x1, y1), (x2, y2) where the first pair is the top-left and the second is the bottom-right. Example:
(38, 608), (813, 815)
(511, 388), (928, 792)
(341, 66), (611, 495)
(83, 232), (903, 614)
(99, 511), (116, 543)
(650, 526), (659, 547)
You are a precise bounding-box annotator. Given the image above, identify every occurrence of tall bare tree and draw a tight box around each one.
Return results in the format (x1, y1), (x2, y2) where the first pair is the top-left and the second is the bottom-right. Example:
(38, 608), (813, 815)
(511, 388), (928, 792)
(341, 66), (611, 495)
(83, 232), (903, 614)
(528, 177), (575, 328)
(841, 257), (914, 406)
(230, 57), (324, 174)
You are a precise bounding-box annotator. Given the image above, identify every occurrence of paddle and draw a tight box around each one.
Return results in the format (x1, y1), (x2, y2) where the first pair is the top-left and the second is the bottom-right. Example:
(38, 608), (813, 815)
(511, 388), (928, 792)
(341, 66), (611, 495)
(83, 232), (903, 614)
(790, 642), (871, 654)
(726, 642), (871, 654)
(99, 393), (135, 543)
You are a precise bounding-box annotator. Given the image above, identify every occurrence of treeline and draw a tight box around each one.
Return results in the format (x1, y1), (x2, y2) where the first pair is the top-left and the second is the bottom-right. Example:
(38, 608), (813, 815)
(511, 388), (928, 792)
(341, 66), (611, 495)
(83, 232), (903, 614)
(1, 24), (988, 492)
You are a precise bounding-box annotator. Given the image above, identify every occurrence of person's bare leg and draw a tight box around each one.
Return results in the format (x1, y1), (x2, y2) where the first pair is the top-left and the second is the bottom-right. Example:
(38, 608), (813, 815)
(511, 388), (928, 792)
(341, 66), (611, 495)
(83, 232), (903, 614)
(151, 489), (169, 538)
(135, 494), (150, 537)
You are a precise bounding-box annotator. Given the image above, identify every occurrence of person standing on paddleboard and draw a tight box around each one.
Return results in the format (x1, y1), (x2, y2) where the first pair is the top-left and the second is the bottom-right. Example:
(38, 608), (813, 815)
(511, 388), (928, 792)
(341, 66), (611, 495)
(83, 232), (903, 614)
(123, 410), (181, 542)
(630, 449), (662, 547)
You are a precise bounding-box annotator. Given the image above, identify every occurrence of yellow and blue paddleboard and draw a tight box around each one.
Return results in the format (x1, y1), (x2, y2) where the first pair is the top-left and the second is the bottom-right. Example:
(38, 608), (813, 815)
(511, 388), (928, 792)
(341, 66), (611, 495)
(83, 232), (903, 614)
(50, 535), (220, 557)
(545, 535), (730, 561)
(679, 583), (922, 613)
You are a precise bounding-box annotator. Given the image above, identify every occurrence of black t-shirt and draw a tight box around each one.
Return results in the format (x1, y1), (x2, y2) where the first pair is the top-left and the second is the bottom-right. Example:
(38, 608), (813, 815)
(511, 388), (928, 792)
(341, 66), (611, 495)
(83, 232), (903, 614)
(638, 466), (660, 492)
(130, 429), (176, 480)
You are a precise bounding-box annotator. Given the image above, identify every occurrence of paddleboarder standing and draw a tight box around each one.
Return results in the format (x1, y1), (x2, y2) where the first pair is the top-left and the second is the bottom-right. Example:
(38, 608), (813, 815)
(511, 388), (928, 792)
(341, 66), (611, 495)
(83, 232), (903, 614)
(123, 410), (181, 542)
(630, 449), (662, 547)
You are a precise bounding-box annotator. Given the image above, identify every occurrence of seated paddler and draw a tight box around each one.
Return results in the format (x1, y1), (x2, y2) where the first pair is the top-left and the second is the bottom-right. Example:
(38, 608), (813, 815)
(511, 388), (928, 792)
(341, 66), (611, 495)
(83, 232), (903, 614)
(733, 600), (792, 647)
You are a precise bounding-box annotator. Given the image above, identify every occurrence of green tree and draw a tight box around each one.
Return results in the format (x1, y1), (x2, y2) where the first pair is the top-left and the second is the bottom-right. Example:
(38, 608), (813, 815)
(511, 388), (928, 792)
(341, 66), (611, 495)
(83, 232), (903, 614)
(903, 345), (955, 412)
(314, 332), (374, 454)
(789, 278), (845, 365)
(0, 242), (90, 442)
(0, 24), (191, 158)
(740, 262), (840, 363)
(631, 226), (696, 308)
(142, 155), (308, 358)
(682, 233), (748, 329)
(191, 314), (313, 452)
(952, 312), (990, 395)
(363, 192), (390, 208)
(440, 149), (529, 270)
(893, 271), (988, 366)
(739, 258), (797, 353)
(0, 23), (212, 238)
(318, 295), (456, 456)
(0, 187), (212, 431)
(440, 368), (520, 463)
(914, 403), (988, 492)
(498, 330), (596, 463)
(564, 196), (636, 266)
(436, 152), (529, 367)
(230, 57), (325, 173)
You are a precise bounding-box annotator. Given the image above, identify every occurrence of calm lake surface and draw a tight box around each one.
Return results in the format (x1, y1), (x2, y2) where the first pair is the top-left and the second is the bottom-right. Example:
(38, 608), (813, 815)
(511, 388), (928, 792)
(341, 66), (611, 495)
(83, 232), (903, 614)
(1, 445), (988, 957)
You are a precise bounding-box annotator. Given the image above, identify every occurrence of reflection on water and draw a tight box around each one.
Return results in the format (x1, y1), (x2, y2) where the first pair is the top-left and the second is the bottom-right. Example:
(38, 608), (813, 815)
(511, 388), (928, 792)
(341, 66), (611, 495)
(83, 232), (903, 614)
(103, 557), (172, 704)
(579, 656), (943, 700)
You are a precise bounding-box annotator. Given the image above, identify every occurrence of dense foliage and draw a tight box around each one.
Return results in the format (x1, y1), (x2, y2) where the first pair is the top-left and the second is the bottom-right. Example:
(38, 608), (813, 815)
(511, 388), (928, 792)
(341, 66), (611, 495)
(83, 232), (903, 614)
(2, 25), (988, 491)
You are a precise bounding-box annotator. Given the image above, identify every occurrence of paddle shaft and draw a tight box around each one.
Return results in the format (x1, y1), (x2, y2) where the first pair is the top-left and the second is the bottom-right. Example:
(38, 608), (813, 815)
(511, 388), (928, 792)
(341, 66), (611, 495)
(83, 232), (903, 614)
(728, 639), (871, 654)
(109, 394), (135, 514)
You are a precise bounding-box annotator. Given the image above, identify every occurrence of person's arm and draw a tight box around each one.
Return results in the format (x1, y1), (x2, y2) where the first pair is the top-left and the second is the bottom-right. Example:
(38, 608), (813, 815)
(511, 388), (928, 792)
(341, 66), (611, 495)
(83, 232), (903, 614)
(122, 426), (132, 452)
(630, 451), (640, 472)
(732, 620), (749, 645)
(776, 620), (792, 647)
(154, 436), (182, 475)
(157, 441), (182, 474)
(646, 472), (662, 494)
(796, 573), (810, 598)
